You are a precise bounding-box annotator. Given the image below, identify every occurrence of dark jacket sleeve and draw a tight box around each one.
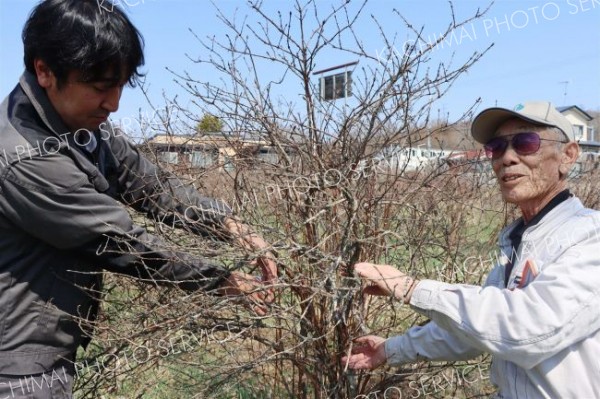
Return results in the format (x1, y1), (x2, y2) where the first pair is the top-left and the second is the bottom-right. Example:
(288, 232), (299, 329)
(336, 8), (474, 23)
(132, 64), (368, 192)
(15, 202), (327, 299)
(105, 130), (233, 240)
(0, 153), (230, 291)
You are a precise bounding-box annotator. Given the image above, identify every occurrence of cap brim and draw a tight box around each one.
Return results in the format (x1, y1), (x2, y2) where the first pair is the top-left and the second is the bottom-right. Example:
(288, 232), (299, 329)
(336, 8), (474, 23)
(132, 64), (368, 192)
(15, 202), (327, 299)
(471, 108), (556, 144)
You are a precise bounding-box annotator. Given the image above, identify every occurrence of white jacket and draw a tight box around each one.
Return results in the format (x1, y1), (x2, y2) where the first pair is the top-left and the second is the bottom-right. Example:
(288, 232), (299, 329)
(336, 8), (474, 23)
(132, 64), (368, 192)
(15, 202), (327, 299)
(385, 197), (600, 398)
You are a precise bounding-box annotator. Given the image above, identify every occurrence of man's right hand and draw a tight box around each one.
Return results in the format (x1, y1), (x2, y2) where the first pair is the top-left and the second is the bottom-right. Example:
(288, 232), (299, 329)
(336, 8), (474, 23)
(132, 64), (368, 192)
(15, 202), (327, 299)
(341, 335), (387, 370)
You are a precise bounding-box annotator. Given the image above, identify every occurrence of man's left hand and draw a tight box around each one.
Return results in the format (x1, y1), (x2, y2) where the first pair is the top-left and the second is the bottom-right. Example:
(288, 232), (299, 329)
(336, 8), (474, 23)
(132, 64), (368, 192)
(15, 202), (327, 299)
(223, 217), (278, 303)
(253, 254), (277, 303)
(217, 272), (270, 316)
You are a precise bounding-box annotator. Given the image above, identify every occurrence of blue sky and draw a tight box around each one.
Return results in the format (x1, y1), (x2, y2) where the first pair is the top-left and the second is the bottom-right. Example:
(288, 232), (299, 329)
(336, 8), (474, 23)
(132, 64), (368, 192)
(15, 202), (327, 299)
(1, 0), (599, 135)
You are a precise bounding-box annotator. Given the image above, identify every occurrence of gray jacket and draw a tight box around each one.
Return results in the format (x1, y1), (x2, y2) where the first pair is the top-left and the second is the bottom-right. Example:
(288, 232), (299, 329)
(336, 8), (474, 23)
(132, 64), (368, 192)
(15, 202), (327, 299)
(0, 72), (233, 375)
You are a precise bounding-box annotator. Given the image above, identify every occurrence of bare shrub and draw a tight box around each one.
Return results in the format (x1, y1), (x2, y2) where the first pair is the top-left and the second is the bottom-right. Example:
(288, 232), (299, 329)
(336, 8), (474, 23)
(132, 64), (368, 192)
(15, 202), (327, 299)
(72, 1), (511, 398)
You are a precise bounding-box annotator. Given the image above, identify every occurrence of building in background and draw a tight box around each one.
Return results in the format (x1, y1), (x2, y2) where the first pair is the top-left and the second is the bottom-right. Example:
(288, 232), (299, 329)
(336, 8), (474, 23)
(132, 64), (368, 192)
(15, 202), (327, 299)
(556, 106), (599, 175)
(142, 133), (283, 172)
(314, 61), (358, 101)
(557, 105), (597, 150)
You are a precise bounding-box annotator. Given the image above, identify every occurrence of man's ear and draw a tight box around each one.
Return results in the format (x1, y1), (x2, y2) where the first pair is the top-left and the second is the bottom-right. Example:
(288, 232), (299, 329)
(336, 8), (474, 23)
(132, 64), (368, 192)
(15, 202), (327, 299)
(33, 59), (55, 89)
(559, 142), (580, 178)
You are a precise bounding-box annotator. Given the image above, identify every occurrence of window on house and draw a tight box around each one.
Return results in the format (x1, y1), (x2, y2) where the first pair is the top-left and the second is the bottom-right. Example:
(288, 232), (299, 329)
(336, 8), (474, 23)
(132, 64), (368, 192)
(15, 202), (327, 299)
(587, 126), (596, 142)
(223, 155), (235, 172)
(320, 71), (352, 101)
(574, 125), (584, 140)
(257, 148), (279, 164)
(190, 150), (216, 167)
(159, 151), (178, 164)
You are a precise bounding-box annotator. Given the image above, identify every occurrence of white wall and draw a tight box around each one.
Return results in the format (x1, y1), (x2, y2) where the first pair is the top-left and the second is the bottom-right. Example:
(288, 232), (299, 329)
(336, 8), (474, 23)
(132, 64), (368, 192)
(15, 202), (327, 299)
(561, 109), (590, 141)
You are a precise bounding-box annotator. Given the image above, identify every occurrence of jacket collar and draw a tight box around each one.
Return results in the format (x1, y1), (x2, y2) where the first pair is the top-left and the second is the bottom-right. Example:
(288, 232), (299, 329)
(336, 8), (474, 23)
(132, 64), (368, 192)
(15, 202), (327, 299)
(498, 196), (584, 251)
(19, 71), (72, 138)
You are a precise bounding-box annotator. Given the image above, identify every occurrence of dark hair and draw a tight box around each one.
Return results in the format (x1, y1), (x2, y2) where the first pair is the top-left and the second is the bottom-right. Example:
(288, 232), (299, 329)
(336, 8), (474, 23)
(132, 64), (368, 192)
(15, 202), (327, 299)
(23, 0), (145, 87)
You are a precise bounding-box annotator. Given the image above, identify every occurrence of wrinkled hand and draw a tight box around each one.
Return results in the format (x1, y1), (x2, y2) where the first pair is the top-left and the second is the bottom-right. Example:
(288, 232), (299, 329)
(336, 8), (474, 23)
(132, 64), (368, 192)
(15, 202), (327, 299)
(218, 272), (270, 316)
(342, 335), (387, 370)
(354, 263), (414, 301)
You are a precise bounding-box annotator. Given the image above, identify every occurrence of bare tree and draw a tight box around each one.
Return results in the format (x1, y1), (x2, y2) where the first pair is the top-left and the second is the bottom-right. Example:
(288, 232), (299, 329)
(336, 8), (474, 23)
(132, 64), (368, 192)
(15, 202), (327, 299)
(70, 1), (535, 398)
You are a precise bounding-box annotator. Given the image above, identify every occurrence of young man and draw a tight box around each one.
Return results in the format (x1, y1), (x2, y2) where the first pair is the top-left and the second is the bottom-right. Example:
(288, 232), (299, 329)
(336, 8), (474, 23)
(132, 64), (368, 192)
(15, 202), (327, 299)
(343, 102), (600, 398)
(0, 1), (277, 397)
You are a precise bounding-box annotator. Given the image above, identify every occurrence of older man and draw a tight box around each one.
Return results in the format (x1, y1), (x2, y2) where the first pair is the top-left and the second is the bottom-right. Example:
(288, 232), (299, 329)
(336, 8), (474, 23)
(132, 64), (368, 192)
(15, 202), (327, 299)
(343, 102), (600, 398)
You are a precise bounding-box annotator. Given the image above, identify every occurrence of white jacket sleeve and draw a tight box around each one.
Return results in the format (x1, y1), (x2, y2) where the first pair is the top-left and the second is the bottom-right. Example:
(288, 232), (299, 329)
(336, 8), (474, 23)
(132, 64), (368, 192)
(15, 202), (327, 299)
(408, 227), (600, 370)
(385, 321), (483, 365)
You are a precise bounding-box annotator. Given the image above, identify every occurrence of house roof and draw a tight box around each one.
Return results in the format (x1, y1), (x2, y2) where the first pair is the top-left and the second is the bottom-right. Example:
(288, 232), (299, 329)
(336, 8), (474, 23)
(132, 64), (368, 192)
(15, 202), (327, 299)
(557, 105), (593, 121)
(143, 132), (267, 147)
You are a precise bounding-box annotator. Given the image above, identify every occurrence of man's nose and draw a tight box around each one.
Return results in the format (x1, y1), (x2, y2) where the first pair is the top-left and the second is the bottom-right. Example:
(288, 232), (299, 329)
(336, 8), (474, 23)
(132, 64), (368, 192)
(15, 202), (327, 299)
(101, 86), (122, 113)
(492, 142), (520, 170)
(499, 144), (520, 166)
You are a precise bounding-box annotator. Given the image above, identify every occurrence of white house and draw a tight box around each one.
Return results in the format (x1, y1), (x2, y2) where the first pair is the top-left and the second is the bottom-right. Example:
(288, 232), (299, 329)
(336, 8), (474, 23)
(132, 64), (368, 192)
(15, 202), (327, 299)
(372, 145), (451, 173)
(557, 105), (595, 142)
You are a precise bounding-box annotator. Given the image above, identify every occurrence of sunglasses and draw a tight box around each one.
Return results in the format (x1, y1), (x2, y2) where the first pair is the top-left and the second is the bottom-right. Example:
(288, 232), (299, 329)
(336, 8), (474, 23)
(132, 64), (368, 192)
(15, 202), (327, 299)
(484, 132), (566, 159)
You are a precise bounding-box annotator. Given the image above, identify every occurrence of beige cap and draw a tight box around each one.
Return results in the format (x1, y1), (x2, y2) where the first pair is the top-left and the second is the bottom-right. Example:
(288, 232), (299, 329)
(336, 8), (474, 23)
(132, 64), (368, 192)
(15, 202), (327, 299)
(471, 101), (574, 144)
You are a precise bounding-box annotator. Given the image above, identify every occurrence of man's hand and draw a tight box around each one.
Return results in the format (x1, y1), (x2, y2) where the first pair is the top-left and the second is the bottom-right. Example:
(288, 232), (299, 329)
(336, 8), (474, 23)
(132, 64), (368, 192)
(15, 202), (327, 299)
(354, 263), (418, 303)
(252, 254), (277, 302)
(217, 272), (270, 316)
(224, 217), (278, 302)
(341, 335), (387, 370)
